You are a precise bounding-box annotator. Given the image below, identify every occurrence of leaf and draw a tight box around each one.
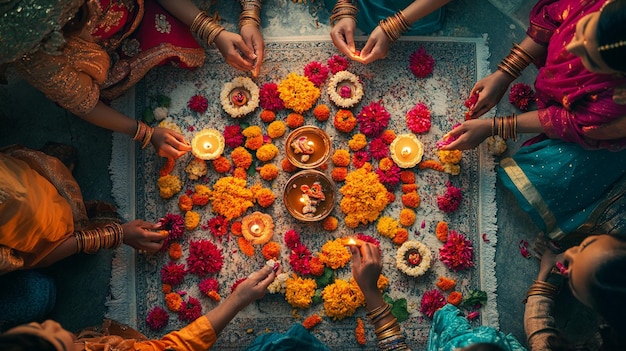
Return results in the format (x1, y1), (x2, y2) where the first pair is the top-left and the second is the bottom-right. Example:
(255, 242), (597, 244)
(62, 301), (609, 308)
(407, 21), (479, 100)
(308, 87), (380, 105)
(460, 289), (487, 309)
(154, 94), (171, 108)
(312, 290), (323, 305)
(383, 294), (409, 322)
(142, 108), (155, 125)
(315, 267), (334, 288)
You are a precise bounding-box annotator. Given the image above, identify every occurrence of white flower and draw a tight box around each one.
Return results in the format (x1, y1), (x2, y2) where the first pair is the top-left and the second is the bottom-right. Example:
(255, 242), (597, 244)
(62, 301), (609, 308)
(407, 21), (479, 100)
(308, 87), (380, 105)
(396, 240), (432, 277)
(158, 117), (181, 133)
(486, 135), (507, 156)
(220, 77), (260, 118)
(327, 70), (364, 109)
(185, 158), (208, 180)
(154, 107), (168, 121)
(267, 272), (289, 294)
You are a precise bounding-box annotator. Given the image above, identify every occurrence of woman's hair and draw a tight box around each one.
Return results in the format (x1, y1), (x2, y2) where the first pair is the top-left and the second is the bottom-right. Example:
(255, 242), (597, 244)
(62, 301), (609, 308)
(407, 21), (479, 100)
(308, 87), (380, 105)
(0, 333), (56, 351)
(597, 0), (626, 72)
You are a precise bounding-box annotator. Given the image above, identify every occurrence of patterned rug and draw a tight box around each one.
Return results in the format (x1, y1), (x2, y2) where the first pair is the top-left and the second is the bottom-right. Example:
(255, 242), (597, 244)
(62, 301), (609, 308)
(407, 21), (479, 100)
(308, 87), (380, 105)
(108, 36), (496, 350)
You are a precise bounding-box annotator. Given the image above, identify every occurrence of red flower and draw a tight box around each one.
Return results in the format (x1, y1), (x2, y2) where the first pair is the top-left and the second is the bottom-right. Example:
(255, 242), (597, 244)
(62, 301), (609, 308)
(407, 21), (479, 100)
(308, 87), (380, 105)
(159, 213), (185, 247)
(289, 245), (312, 276)
(376, 163), (402, 190)
(161, 261), (186, 285)
(188, 94), (209, 114)
(284, 229), (302, 250)
(353, 150), (371, 169)
(146, 306), (169, 330)
(186, 239), (223, 277)
(259, 82), (285, 111)
(464, 91), (479, 110)
(178, 296), (202, 322)
(437, 181), (463, 212)
(198, 277), (219, 295)
(406, 103), (432, 134)
(409, 47), (435, 78)
(357, 101), (391, 138)
(327, 55), (349, 74)
(207, 215), (229, 239)
(231, 277), (248, 293)
(439, 231), (474, 271)
(419, 289), (446, 318)
(356, 233), (380, 248)
(304, 61), (330, 86)
(368, 137), (389, 160)
(509, 83), (535, 111)
(223, 125), (244, 149)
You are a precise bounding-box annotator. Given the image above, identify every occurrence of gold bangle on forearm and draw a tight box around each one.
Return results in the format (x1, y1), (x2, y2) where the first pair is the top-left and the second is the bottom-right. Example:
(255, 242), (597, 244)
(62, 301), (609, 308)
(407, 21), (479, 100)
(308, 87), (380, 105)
(239, 0), (262, 28)
(192, 11), (225, 46)
(493, 114), (517, 141)
(379, 11), (410, 42)
(330, 0), (358, 27)
(497, 43), (534, 79)
(75, 223), (123, 254)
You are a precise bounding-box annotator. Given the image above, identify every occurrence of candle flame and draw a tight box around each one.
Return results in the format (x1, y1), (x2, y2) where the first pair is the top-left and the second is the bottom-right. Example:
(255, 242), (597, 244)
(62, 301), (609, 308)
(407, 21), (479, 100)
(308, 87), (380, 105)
(401, 146), (412, 156)
(250, 224), (261, 234)
(204, 142), (213, 151)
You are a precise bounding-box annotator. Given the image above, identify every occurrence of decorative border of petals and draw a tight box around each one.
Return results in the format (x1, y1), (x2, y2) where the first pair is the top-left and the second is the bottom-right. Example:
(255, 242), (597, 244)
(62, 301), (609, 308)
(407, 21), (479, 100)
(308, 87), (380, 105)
(327, 70), (364, 109)
(220, 76), (260, 118)
(396, 240), (432, 277)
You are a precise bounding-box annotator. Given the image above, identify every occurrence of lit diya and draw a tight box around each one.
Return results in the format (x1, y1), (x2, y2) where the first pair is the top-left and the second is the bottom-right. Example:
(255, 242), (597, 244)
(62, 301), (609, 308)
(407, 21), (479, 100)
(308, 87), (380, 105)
(283, 170), (336, 221)
(241, 211), (274, 245)
(285, 126), (331, 169)
(389, 133), (424, 168)
(220, 76), (260, 118)
(395, 240), (432, 277)
(341, 237), (361, 247)
(191, 128), (225, 160)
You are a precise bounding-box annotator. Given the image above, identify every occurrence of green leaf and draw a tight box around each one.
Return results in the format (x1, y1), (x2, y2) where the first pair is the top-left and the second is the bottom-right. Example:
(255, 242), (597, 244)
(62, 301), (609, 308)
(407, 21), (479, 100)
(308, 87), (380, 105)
(314, 267), (334, 288)
(312, 290), (323, 305)
(460, 289), (488, 308)
(382, 294), (409, 322)
(142, 108), (155, 125)
(154, 94), (171, 108)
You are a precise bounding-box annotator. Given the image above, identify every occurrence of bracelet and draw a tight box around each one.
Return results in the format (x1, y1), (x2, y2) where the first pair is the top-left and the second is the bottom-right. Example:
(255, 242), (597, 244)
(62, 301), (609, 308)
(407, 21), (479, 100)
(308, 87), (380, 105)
(374, 317), (398, 335)
(367, 303), (391, 324)
(497, 43), (534, 79)
(141, 126), (154, 150)
(379, 11), (410, 42)
(492, 114), (517, 141)
(330, 0), (358, 27)
(74, 223), (124, 254)
(523, 279), (559, 303)
(239, 0), (262, 28)
(191, 11), (226, 46)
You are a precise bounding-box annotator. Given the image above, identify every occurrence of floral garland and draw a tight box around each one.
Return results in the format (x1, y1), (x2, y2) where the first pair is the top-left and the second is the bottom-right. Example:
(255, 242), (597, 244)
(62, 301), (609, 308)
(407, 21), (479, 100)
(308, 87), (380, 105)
(220, 76), (260, 118)
(327, 70), (364, 109)
(396, 240), (432, 277)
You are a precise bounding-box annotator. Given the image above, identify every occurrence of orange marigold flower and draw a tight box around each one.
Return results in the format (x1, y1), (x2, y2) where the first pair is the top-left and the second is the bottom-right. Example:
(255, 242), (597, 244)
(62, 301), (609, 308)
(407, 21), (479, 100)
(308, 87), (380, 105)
(436, 276), (456, 291)
(286, 112), (305, 129)
(262, 241), (281, 260)
(334, 109), (357, 133)
(258, 163), (279, 181)
(393, 228), (409, 245)
(178, 195), (193, 212)
(322, 216), (338, 231)
(185, 211), (201, 231)
(195, 184), (211, 196)
(207, 290), (221, 302)
(303, 314), (323, 330)
(399, 208), (416, 227)
(245, 135), (264, 150)
(255, 187), (276, 208)
(260, 109), (276, 123)
(231, 221), (243, 236)
(157, 174), (182, 199)
(401, 183), (418, 194)
(377, 274), (390, 291)
(378, 157), (394, 172)
(355, 318), (366, 345)
(402, 191), (420, 208)
(331, 149), (351, 167)
(256, 144), (279, 162)
(317, 163), (328, 171)
(448, 291), (463, 306)
(191, 193), (210, 206)
(331, 167), (348, 182)
(348, 133), (367, 151)
(381, 129), (396, 144)
(238, 237), (255, 257)
(313, 104), (331, 121)
(242, 125), (262, 138)
(436, 221), (449, 242)
(159, 157), (175, 177)
(281, 157), (298, 173)
(169, 242), (183, 260)
(419, 159), (444, 172)
(400, 170), (416, 184)
(309, 256), (326, 276)
(233, 167), (247, 179)
(165, 292), (183, 312)
(162, 284), (172, 294)
(231, 146), (253, 169)
(267, 121), (286, 139)
(212, 156), (232, 174)
(386, 191), (396, 204)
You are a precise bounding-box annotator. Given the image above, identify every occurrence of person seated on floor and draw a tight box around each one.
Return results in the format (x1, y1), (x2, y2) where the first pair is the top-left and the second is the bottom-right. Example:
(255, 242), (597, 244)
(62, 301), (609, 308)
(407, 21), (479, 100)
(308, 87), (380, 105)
(440, 0), (626, 243)
(348, 240), (526, 351)
(0, 0), (265, 160)
(525, 235), (626, 350)
(0, 144), (167, 329)
(327, 0), (452, 64)
(0, 264), (277, 351)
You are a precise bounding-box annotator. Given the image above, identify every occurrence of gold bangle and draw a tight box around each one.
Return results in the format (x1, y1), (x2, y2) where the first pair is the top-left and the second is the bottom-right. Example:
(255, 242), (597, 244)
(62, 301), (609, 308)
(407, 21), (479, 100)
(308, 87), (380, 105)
(374, 317), (398, 335)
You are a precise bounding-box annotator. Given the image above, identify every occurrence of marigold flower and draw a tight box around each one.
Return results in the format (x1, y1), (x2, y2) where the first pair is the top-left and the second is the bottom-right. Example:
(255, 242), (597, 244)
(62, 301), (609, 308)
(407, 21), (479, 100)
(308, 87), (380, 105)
(448, 291), (463, 306)
(406, 102), (432, 134)
(437, 181), (463, 213)
(438, 149), (462, 164)
(348, 133), (367, 151)
(286, 112), (305, 129)
(285, 274), (317, 309)
(327, 55), (349, 74)
(400, 170), (416, 184)
(322, 216), (338, 231)
(436, 276), (456, 291)
(267, 120), (286, 139)
(378, 157), (394, 172)
(318, 238), (352, 269)
(340, 167), (389, 228)
(303, 314), (323, 330)
(322, 279), (365, 320)
(146, 306), (169, 330)
(184, 211), (200, 231)
(313, 104), (331, 121)
(244, 135), (264, 150)
(439, 231), (474, 271)
(262, 241), (281, 260)
(331, 167), (348, 182)
(386, 191), (396, 204)
(231, 221), (243, 236)
(402, 191), (421, 208)
(436, 221), (449, 242)
(259, 82), (285, 111)
(419, 159), (444, 172)
(161, 261), (186, 285)
(393, 228), (409, 245)
(401, 183), (418, 193)
(207, 215), (229, 239)
(399, 208), (416, 227)
(178, 195), (193, 212)
(158, 174), (182, 199)
(260, 109), (276, 122)
(255, 187), (276, 208)
(409, 47), (435, 78)
(509, 83), (535, 111)
(159, 157), (175, 177)
(188, 94), (209, 113)
(331, 149), (350, 167)
(212, 156), (232, 174)
(308, 256), (325, 276)
(238, 237), (255, 257)
(281, 157), (298, 173)
(377, 216), (399, 239)
(191, 192), (210, 207)
(381, 129), (396, 144)
(233, 167), (247, 179)
(242, 125), (262, 138)
(357, 101), (390, 138)
(165, 292), (183, 312)
(304, 61), (330, 86)
(187, 239), (223, 276)
(353, 318), (366, 345)
(369, 137), (389, 160)
(334, 109), (357, 133)
(223, 125), (245, 149)
(256, 143), (279, 162)
(420, 289), (446, 318)
(231, 147), (253, 169)
(162, 284), (172, 294)
(278, 73), (320, 113)
(258, 163), (279, 181)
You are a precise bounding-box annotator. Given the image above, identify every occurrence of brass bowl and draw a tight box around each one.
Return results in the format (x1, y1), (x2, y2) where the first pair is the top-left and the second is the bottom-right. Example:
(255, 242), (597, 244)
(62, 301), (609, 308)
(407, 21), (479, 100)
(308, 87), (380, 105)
(283, 170), (336, 222)
(285, 126), (331, 169)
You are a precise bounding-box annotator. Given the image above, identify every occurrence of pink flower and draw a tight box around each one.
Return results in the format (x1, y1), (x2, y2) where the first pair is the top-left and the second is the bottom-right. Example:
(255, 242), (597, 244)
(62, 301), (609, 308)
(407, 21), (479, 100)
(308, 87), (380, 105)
(464, 91), (479, 110)
(406, 103), (432, 134)
(188, 94), (209, 114)
(353, 150), (371, 169)
(439, 231), (474, 271)
(368, 137), (389, 160)
(199, 277), (219, 295)
(159, 213), (185, 247)
(419, 289), (446, 318)
(161, 261), (186, 285)
(436, 123), (461, 149)
(207, 215), (229, 239)
(146, 306), (169, 330)
(304, 61), (330, 87)
(289, 245), (312, 276)
(467, 311), (480, 320)
(356, 233), (380, 248)
(376, 163), (401, 190)
(339, 85), (352, 98)
(327, 55), (349, 74)
(437, 181), (463, 212)
(259, 82), (285, 111)
(357, 101), (391, 138)
(409, 47), (435, 78)
(509, 83), (535, 111)
(178, 296), (202, 322)
(223, 125), (244, 149)
(186, 239), (223, 277)
(284, 229), (302, 250)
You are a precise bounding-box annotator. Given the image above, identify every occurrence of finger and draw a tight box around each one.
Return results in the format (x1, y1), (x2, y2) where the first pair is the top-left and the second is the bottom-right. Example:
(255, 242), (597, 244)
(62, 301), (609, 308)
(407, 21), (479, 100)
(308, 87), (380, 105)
(350, 246), (363, 266)
(253, 46), (264, 77)
(141, 241), (165, 253)
(145, 229), (169, 242)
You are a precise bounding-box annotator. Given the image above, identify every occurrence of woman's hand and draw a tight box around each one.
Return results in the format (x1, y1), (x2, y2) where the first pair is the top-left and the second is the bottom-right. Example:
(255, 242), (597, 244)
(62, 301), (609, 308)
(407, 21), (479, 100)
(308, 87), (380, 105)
(121, 220), (168, 253)
(330, 18), (358, 60)
(214, 31), (256, 72)
(350, 242), (382, 295)
(229, 265), (277, 310)
(358, 27), (392, 64)
(468, 71), (514, 118)
(151, 127), (191, 159)
(240, 24), (265, 77)
(439, 118), (492, 150)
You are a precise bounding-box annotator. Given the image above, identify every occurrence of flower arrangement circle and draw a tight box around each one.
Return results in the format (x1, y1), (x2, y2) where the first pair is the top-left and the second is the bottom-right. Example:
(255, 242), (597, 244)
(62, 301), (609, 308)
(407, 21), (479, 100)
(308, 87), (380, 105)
(220, 76), (260, 118)
(211, 176), (254, 220)
(327, 70), (364, 109)
(191, 128), (225, 160)
(396, 240), (432, 277)
(389, 134), (424, 168)
(241, 211), (275, 245)
(277, 72), (320, 114)
(339, 166), (390, 228)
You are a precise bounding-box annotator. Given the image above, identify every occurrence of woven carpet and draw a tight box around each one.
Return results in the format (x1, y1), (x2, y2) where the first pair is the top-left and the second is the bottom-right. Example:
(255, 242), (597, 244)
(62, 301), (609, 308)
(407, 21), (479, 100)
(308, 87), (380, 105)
(108, 36), (495, 350)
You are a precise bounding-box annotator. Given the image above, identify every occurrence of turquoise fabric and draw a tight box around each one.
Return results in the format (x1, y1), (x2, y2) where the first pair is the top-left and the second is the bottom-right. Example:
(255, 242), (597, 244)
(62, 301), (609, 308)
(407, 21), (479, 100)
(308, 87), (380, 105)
(245, 323), (331, 351)
(426, 304), (526, 351)
(0, 270), (56, 331)
(324, 0), (445, 35)
(497, 138), (626, 240)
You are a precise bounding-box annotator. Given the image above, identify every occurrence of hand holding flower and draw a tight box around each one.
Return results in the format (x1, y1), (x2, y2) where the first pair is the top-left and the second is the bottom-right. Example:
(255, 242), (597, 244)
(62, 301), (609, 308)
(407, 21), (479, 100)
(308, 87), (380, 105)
(122, 219), (168, 253)
(438, 119), (491, 151)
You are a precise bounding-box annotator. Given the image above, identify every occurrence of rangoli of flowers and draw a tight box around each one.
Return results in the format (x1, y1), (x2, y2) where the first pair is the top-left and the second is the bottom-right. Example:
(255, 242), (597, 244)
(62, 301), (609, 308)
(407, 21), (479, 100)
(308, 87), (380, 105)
(339, 166), (390, 228)
(327, 70), (364, 109)
(396, 240), (432, 277)
(277, 72), (320, 114)
(220, 76), (260, 118)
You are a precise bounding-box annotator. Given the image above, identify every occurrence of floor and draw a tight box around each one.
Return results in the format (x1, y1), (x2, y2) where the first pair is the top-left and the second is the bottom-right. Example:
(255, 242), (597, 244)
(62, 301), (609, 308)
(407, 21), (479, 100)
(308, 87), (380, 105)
(0, 0), (593, 346)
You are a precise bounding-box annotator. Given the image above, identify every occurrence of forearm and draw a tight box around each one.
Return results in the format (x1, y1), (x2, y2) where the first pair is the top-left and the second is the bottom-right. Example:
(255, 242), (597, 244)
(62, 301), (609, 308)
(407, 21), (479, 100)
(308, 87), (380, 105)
(77, 101), (138, 137)
(516, 110), (544, 134)
(524, 295), (559, 350)
(403, 0), (452, 24)
(156, 0), (201, 26)
(32, 236), (78, 268)
(205, 294), (247, 335)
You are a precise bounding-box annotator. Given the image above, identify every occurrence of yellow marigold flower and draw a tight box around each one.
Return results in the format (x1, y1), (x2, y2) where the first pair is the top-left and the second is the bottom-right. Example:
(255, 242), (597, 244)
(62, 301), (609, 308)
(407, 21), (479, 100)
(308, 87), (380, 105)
(443, 163), (461, 175)
(438, 149), (463, 164)
(286, 112), (305, 129)
(377, 216), (399, 239)
(399, 208), (416, 227)
(231, 146), (253, 169)
(238, 237), (255, 257)
(401, 191), (421, 208)
(169, 242), (183, 260)
(281, 157), (297, 173)
(212, 156), (232, 174)
(318, 238), (352, 269)
(165, 292), (183, 312)
(185, 211), (200, 231)
(377, 274), (390, 291)
(258, 163), (279, 181)
(256, 143), (279, 162)
(303, 314), (323, 330)
(393, 228), (409, 245)
(355, 318), (366, 345)
(195, 184), (211, 196)
(211, 176), (254, 220)
(322, 216), (338, 231)
(285, 274), (317, 309)
(348, 133), (367, 151)
(436, 276), (456, 291)
(157, 174), (182, 199)
(260, 109), (276, 123)
(448, 291), (463, 306)
(331, 167), (348, 182)
(245, 135), (264, 151)
(378, 157), (394, 172)
(178, 195), (193, 212)
(242, 125), (263, 138)
(277, 72), (321, 114)
(331, 149), (350, 167)
(185, 158), (207, 180)
(436, 221), (449, 242)
(322, 279), (364, 320)
(262, 241), (281, 260)
(267, 120), (286, 139)
(340, 167), (389, 228)
(381, 129), (396, 144)
(233, 167), (247, 179)
(255, 187), (276, 208)
(313, 104), (331, 121)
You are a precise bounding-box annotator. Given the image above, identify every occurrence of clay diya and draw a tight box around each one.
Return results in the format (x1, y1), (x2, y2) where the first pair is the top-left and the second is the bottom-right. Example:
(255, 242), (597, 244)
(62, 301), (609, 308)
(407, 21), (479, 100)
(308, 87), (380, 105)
(191, 128), (225, 160)
(389, 133), (424, 168)
(283, 170), (336, 221)
(241, 211), (274, 245)
(285, 126), (331, 169)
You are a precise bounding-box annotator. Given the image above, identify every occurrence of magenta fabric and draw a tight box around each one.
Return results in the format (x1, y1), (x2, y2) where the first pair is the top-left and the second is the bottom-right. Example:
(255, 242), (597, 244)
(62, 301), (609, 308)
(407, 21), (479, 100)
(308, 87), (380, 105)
(527, 0), (626, 150)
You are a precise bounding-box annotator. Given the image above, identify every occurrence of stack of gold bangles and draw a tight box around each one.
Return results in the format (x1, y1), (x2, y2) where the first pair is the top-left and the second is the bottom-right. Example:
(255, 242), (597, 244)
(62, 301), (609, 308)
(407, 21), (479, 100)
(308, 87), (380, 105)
(367, 303), (410, 350)
(191, 11), (225, 46)
(492, 114), (518, 141)
(497, 43), (535, 79)
(239, 0), (262, 28)
(379, 10), (410, 42)
(133, 121), (155, 150)
(524, 279), (559, 303)
(330, 0), (358, 27)
(74, 223), (124, 254)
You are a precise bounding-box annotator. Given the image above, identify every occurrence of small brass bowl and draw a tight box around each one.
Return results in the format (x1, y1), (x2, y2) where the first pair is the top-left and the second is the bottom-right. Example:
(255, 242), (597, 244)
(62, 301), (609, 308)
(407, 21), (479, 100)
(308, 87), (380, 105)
(285, 126), (331, 169)
(283, 170), (336, 222)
